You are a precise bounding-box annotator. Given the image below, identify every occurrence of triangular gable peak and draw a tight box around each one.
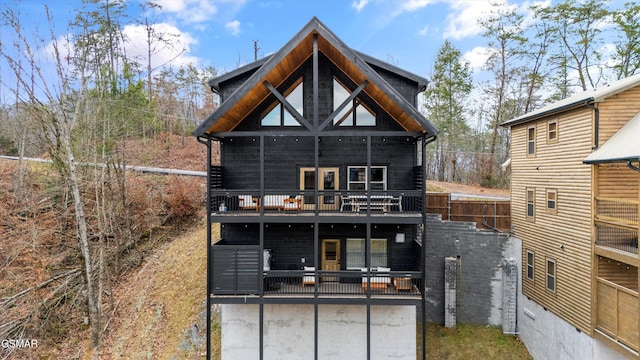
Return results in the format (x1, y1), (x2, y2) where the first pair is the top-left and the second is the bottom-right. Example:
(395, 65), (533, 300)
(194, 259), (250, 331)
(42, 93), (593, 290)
(194, 17), (436, 137)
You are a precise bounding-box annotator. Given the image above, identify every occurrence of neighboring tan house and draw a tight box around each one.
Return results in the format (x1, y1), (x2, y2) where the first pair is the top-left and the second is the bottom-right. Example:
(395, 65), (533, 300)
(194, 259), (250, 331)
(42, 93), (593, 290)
(193, 18), (437, 359)
(502, 73), (640, 360)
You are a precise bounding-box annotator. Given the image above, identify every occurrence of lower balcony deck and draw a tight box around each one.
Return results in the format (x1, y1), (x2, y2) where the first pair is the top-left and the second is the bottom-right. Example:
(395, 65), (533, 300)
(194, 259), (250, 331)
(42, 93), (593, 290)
(210, 270), (423, 305)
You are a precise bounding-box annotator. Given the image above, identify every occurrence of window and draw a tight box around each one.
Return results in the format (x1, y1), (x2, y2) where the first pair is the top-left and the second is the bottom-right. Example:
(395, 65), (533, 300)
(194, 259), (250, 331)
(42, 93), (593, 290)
(526, 250), (535, 281)
(346, 238), (387, 269)
(261, 78), (303, 127)
(347, 166), (387, 190)
(546, 189), (557, 213)
(527, 188), (535, 219)
(546, 258), (556, 292)
(527, 126), (536, 155)
(333, 78), (376, 127)
(547, 120), (558, 142)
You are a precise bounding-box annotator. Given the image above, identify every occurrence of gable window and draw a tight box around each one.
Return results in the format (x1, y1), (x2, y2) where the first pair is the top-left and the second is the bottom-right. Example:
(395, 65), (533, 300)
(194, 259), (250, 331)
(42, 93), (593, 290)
(261, 78), (303, 127)
(546, 258), (556, 292)
(346, 238), (387, 269)
(546, 189), (557, 213)
(527, 126), (536, 155)
(348, 166), (387, 190)
(526, 250), (535, 282)
(547, 120), (558, 143)
(333, 78), (376, 127)
(526, 188), (535, 219)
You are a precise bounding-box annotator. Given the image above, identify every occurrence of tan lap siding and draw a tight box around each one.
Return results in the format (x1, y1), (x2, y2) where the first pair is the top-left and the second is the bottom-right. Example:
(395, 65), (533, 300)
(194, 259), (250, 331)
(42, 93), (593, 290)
(511, 107), (594, 333)
(597, 163), (639, 200)
(597, 86), (640, 146)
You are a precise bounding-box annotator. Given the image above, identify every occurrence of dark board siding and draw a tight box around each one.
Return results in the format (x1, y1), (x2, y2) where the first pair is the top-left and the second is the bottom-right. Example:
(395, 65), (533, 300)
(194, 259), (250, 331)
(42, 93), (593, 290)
(222, 136), (417, 190)
(221, 223), (419, 272)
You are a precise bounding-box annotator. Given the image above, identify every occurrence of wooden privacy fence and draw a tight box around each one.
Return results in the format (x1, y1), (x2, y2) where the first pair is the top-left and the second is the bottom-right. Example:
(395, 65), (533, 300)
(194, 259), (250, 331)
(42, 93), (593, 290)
(426, 193), (511, 231)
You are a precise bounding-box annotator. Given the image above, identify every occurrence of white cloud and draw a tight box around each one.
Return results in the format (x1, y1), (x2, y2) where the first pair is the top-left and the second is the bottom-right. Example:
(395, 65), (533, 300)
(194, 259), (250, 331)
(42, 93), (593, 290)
(463, 46), (493, 73)
(417, 25), (430, 36)
(154, 0), (219, 23)
(401, 0), (432, 12)
(225, 20), (241, 36)
(443, 0), (498, 40)
(352, 0), (369, 12)
(122, 23), (200, 69)
(388, 0), (437, 18)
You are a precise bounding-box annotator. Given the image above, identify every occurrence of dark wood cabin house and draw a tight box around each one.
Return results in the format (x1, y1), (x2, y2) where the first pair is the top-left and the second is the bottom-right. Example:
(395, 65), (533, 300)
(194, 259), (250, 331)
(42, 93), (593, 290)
(194, 17), (437, 359)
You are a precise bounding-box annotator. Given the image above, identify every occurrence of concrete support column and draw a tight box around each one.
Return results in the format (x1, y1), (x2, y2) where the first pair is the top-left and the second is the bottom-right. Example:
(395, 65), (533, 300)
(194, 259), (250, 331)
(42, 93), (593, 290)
(501, 258), (518, 334)
(444, 257), (457, 328)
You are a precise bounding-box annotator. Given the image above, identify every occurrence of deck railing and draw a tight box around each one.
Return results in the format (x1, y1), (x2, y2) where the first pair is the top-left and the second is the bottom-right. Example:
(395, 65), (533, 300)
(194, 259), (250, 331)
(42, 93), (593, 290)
(210, 244), (422, 297)
(596, 197), (638, 227)
(263, 270), (423, 297)
(596, 278), (639, 351)
(595, 197), (639, 255)
(210, 189), (423, 215)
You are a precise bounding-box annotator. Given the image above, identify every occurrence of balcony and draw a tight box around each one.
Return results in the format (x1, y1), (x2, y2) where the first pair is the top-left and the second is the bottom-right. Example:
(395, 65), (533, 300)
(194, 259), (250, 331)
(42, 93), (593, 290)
(596, 277), (639, 352)
(209, 244), (423, 302)
(209, 190), (423, 220)
(595, 197), (638, 259)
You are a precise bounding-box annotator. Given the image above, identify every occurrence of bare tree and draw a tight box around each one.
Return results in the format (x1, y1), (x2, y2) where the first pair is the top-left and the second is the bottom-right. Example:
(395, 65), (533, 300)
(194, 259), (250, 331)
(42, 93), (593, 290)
(537, 0), (610, 91)
(0, 6), (101, 350)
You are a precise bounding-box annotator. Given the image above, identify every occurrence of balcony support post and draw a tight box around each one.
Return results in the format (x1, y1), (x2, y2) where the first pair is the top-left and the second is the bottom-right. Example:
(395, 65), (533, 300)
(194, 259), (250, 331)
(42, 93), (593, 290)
(366, 222), (372, 360)
(199, 135), (213, 360)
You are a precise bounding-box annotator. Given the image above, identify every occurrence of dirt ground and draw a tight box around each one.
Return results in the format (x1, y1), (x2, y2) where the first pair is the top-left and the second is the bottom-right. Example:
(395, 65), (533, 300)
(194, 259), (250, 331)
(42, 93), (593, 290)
(428, 180), (510, 198)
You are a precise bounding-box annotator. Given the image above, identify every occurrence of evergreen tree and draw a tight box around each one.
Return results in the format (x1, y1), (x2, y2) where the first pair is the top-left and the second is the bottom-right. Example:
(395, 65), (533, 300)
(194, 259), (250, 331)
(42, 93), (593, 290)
(423, 40), (472, 182)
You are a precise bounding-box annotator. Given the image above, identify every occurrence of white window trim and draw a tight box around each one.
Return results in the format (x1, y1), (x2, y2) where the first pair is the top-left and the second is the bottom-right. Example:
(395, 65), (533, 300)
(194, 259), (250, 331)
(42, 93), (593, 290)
(547, 120), (558, 143)
(261, 78), (303, 127)
(526, 250), (535, 282)
(527, 126), (536, 156)
(546, 189), (557, 213)
(546, 258), (556, 293)
(345, 238), (387, 270)
(347, 166), (387, 191)
(526, 188), (535, 219)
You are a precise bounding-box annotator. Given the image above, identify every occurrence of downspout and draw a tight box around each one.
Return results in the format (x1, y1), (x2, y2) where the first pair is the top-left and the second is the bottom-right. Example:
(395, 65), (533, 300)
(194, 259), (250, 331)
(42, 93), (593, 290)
(627, 160), (640, 172)
(584, 101), (599, 149)
(196, 135), (212, 360)
(421, 133), (437, 360)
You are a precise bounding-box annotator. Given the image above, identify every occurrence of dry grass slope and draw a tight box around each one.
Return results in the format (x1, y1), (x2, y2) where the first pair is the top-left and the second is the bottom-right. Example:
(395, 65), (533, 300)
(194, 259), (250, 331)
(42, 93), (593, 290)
(98, 223), (211, 359)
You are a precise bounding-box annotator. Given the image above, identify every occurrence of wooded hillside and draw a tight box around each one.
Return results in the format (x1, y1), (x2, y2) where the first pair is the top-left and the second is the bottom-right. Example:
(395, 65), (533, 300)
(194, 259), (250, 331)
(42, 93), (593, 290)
(0, 134), (210, 359)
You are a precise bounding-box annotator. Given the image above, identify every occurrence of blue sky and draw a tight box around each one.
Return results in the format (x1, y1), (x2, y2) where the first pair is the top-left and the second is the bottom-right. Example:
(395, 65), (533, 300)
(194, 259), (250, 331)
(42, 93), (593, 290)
(4, 0), (629, 88)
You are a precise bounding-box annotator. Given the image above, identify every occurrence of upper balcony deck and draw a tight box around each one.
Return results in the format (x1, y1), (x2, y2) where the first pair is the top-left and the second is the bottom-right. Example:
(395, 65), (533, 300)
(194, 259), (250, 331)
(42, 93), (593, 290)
(209, 189), (424, 224)
(594, 197), (639, 263)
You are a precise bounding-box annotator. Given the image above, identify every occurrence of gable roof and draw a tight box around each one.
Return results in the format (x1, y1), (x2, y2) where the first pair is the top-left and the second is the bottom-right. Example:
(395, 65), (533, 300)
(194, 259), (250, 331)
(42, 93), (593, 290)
(501, 73), (640, 127)
(583, 111), (640, 164)
(208, 50), (429, 93)
(193, 17), (437, 137)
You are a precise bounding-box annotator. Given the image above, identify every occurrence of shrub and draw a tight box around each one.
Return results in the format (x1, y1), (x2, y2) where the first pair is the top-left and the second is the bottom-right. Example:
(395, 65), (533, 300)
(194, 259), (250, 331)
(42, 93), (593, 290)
(163, 176), (203, 222)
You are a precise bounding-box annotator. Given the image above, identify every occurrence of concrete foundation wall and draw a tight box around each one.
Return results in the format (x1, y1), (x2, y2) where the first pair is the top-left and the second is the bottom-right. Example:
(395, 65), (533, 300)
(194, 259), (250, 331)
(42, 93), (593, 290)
(518, 296), (627, 360)
(222, 304), (415, 359)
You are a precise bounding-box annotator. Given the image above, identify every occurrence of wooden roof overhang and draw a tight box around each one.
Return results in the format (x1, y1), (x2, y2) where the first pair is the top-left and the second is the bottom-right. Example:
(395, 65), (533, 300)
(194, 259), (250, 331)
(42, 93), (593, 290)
(193, 17), (437, 138)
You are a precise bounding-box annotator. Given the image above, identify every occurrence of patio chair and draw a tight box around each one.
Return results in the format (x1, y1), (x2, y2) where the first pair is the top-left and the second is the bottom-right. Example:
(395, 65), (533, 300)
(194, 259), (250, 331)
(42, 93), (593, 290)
(238, 195), (259, 211)
(302, 266), (316, 286)
(361, 267), (391, 291)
